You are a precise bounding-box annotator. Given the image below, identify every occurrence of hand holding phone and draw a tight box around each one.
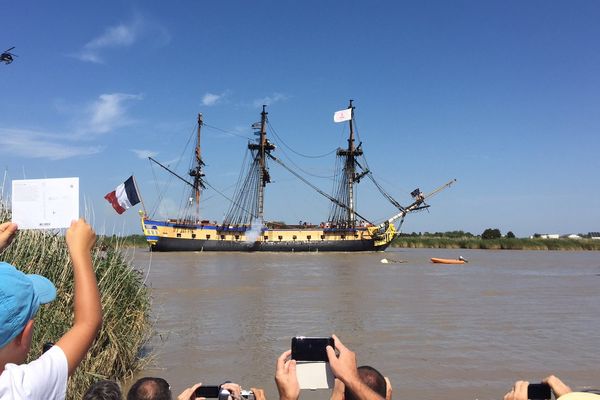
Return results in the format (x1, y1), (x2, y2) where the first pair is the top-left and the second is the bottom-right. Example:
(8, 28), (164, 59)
(291, 337), (335, 390)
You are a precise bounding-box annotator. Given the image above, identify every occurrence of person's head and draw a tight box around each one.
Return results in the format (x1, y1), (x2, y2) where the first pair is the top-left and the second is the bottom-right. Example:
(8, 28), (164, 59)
(0, 262), (56, 365)
(127, 377), (171, 400)
(345, 366), (387, 400)
(84, 380), (123, 400)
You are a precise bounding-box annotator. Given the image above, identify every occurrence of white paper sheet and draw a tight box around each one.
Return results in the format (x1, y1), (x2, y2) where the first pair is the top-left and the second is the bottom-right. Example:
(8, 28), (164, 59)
(11, 178), (79, 229)
(296, 362), (335, 390)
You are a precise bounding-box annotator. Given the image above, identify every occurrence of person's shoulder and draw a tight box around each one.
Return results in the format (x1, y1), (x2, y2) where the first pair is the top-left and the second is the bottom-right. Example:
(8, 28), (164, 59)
(559, 393), (600, 400)
(0, 346), (68, 399)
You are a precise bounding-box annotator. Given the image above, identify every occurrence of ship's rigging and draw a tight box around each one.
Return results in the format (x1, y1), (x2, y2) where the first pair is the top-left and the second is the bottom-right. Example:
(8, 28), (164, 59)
(147, 101), (454, 233)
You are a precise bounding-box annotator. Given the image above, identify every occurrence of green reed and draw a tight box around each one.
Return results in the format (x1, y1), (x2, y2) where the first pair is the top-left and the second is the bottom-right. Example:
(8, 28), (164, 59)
(392, 236), (600, 250)
(0, 205), (152, 399)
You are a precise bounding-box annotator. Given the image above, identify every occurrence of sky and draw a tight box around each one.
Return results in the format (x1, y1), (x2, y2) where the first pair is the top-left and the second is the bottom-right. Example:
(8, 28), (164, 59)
(1, 1), (599, 237)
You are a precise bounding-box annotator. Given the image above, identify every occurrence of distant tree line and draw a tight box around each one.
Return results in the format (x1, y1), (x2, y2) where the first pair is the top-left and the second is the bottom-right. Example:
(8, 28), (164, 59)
(399, 228), (595, 240)
(398, 229), (515, 239)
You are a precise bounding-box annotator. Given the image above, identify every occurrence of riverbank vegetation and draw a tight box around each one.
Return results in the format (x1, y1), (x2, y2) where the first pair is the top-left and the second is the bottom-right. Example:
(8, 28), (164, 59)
(103, 229), (600, 251)
(104, 234), (148, 247)
(393, 230), (600, 250)
(0, 207), (152, 399)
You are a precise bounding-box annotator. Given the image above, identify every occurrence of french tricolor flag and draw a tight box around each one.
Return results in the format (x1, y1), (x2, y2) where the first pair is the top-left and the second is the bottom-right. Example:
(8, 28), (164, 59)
(104, 176), (141, 214)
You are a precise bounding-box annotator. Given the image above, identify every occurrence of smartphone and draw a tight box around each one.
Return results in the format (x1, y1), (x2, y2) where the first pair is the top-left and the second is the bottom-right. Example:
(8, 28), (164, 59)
(194, 385), (221, 398)
(291, 336), (334, 362)
(528, 383), (551, 400)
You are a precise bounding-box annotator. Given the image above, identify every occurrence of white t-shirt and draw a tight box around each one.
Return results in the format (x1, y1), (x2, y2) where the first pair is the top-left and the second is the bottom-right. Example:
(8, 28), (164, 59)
(0, 345), (68, 400)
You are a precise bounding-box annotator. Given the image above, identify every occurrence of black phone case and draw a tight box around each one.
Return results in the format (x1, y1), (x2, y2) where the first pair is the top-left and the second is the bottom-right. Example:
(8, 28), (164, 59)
(291, 337), (334, 362)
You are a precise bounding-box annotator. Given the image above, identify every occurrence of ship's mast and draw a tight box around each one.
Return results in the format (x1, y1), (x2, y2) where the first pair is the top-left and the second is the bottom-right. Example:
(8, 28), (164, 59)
(336, 100), (363, 227)
(249, 105), (275, 222)
(188, 113), (206, 222)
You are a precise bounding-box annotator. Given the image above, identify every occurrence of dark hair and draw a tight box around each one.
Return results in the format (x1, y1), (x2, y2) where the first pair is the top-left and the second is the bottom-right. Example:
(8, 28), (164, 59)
(83, 380), (122, 400)
(127, 377), (171, 400)
(345, 365), (387, 400)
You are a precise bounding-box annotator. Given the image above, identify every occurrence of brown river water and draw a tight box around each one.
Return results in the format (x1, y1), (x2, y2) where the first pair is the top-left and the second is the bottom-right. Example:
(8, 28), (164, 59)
(127, 248), (600, 400)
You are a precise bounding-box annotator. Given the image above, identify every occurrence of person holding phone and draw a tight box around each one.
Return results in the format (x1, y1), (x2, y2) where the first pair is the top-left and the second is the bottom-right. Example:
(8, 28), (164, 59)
(331, 366), (391, 400)
(177, 381), (263, 400)
(127, 376), (172, 400)
(503, 375), (600, 400)
(275, 334), (385, 400)
(325, 335), (384, 400)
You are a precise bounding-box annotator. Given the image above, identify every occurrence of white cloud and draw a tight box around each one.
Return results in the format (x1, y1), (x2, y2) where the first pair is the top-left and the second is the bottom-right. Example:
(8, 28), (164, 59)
(74, 14), (170, 63)
(0, 91), (143, 160)
(252, 93), (289, 108)
(86, 93), (142, 134)
(75, 21), (139, 63)
(201, 90), (230, 106)
(0, 128), (103, 160)
(89, 24), (138, 48)
(202, 93), (221, 106)
(132, 149), (158, 159)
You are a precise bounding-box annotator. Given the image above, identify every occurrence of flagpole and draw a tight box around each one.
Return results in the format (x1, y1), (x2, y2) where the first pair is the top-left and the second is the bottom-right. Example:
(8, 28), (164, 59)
(132, 175), (147, 215)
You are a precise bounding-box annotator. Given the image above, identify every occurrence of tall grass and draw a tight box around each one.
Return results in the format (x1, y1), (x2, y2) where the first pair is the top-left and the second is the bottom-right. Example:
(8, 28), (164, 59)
(0, 205), (152, 399)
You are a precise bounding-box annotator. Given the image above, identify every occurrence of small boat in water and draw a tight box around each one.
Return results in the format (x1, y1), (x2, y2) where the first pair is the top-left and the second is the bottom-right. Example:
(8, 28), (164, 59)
(430, 257), (467, 264)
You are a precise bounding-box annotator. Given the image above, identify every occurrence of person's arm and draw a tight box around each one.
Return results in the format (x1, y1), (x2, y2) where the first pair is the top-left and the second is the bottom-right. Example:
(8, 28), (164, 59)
(330, 378), (345, 400)
(325, 335), (384, 400)
(0, 221), (17, 252)
(503, 380), (529, 400)
(55, 219), (103, 376)
(543, 375), (572, 399)
(275, 350), (300, 400)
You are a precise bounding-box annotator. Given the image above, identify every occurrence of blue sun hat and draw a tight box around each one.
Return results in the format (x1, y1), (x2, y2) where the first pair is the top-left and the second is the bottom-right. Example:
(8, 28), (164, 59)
(0, 261), (57, 348)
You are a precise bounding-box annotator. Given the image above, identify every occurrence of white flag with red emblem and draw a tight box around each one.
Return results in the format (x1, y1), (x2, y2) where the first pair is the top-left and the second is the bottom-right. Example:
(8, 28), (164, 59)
(333, 108), (352, 123)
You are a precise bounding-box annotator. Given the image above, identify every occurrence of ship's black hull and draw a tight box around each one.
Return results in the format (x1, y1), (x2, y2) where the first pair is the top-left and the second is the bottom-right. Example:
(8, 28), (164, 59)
(150, 236), (390, 252)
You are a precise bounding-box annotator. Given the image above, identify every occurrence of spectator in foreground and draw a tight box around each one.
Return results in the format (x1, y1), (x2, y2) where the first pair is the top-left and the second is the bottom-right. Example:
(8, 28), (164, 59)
(0, 219), (103, 400)
(84, 379), (123, 400)
(128, 377), (172, 400)
(504, 375), (600, 400)
(275, 334), (385, 400)
(177, 381), (261, 400)
(332, 365), (391, 400)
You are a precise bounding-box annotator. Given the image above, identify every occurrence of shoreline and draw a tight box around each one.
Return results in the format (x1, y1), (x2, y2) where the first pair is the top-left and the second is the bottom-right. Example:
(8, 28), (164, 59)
(113, 236), (600, 251)
(392, 237), (600, 251)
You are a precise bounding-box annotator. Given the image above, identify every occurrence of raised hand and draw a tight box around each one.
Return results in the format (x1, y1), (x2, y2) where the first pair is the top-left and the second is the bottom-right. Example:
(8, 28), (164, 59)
(0, 222), (18, 252)
(275, 350), (300, 400)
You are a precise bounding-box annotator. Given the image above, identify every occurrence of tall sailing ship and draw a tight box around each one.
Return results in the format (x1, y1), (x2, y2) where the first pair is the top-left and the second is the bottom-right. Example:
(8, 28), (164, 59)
(140, 101), (455, 252)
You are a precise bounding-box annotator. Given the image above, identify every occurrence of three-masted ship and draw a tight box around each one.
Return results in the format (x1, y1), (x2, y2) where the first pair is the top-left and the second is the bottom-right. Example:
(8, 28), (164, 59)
(140, 101), (455, 252)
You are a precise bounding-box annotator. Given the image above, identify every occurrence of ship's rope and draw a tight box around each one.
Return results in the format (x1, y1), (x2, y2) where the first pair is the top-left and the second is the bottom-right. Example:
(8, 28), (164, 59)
(223, 148), (261, 225)
(268, 154), (373, 225)
(147, 123), (202, 220)
(267, 118), (338, 159)
(266, 120), (337, 180)
(328, 152), (350, 223)
(352, 117), (407, 212)
(203, 178), (257, 222)
(269, 131), (336, 180)
(203, 123), (253, 140)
